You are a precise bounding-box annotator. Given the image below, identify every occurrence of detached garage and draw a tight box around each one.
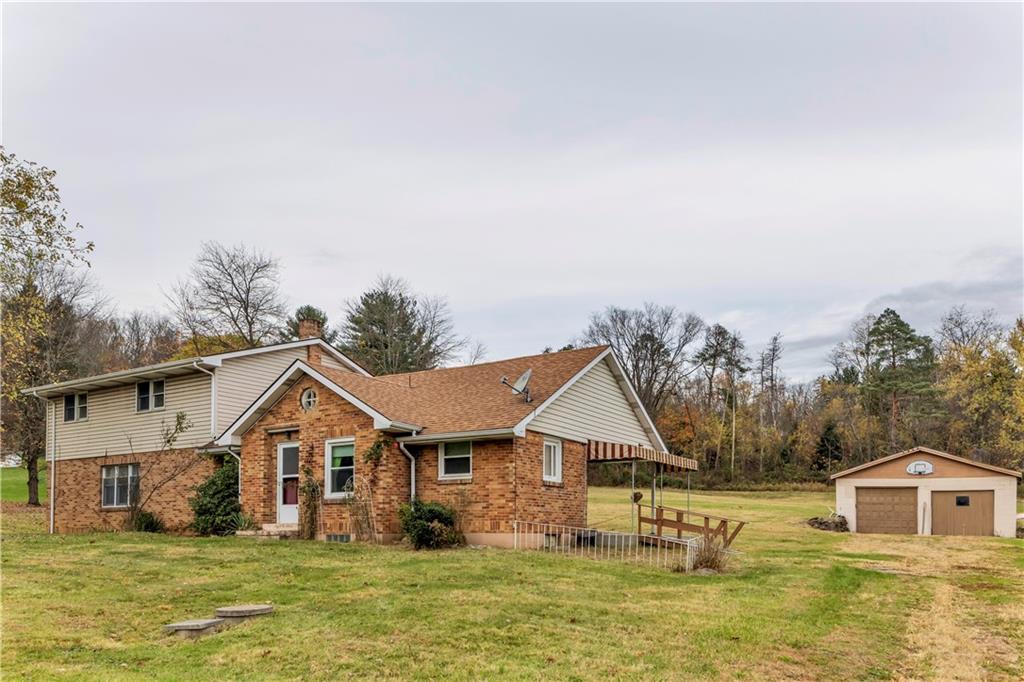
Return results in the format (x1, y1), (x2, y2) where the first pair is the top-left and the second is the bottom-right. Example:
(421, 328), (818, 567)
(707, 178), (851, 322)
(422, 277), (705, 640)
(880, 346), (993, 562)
(832, 447), (1021, 538)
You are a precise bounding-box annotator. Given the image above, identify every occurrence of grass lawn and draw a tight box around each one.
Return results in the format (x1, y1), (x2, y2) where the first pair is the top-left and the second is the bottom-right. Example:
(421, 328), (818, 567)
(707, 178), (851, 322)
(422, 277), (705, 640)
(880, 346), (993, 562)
(1, 466), (47, 504)
(2, 487), (1022, 680)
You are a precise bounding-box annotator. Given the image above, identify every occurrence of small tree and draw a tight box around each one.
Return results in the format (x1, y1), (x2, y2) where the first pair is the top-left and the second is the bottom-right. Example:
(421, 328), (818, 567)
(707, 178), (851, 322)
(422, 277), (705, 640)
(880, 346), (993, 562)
(123, 411), (200, 531)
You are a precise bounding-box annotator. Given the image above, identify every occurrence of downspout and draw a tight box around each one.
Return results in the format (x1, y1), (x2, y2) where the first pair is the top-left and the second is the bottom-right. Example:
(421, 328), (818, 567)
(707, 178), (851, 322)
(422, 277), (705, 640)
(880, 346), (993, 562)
(31, 391), (55, 534)
(191, 362), (237, 501)
(191, 362), (217, 438)
(227, 448), (242, 503)
(398, 438), (417, 502)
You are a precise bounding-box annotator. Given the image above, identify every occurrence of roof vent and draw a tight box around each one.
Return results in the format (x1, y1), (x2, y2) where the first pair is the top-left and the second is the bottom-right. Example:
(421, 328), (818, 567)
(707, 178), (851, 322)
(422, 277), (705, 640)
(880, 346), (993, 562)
(501, 369), (533, 403)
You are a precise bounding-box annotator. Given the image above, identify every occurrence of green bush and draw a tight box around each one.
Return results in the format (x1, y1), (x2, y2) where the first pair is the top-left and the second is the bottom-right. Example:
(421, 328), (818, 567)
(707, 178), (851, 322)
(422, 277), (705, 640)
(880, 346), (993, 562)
(127, 510), (165, 533)
(189, 459), (241, 536)
(398, 499), (464, 550)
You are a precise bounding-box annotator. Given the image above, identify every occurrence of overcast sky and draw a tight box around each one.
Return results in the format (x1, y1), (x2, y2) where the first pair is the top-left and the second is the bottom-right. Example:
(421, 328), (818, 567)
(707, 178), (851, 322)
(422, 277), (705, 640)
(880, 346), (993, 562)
(3, 3), (1021, 381)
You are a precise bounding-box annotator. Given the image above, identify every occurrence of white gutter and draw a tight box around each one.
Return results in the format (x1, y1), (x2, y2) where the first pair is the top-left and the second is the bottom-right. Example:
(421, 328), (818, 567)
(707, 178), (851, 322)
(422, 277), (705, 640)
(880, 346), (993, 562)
(191, 361), (217, 437)
(396, 428), (516, 444)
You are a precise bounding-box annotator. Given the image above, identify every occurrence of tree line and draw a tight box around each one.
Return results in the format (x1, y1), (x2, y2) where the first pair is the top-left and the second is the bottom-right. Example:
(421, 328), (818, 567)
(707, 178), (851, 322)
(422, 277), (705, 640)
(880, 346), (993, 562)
(581, 304), (1023, 487)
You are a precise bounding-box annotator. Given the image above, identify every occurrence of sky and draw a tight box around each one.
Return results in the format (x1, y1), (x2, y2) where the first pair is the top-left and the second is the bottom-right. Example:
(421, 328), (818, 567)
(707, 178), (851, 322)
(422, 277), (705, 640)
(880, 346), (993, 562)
(3, 3), (1021, 381)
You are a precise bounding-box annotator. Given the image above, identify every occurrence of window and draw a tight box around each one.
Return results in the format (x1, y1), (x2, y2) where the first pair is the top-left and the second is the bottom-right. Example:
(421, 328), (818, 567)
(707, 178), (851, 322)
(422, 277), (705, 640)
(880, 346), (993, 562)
(543, 439), (563, 483)
(101, 464), (138, 508)
(325, 439), (355, 497)
(300, 388), (318, 411)
(955, 495), (970, 507)
(439, 441), (472, 479)
(136, 380), (165, 412)
(63, 394), (88, 422)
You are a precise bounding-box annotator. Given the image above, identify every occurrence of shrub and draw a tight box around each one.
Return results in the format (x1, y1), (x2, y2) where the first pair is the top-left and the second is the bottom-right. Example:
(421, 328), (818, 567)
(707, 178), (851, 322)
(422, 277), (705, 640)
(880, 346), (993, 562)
(126, 509), (165, 533)
(189, 459), (241, 536)
(228, 511), (257, 532)
(398, 499), (464, 549)
(688, 537), (730, 573)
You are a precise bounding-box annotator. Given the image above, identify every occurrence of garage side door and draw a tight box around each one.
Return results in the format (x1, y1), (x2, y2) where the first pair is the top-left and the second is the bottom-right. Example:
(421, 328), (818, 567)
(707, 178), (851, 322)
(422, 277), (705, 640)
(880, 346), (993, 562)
(931, 490), (994, 536)
(855, 487), (917, 534)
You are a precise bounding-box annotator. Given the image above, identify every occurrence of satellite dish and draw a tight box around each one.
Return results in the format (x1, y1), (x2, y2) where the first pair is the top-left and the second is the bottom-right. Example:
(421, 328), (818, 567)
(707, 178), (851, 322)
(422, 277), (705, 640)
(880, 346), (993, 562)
(512, 369), (532, 393)
(501, 369), (533, 403)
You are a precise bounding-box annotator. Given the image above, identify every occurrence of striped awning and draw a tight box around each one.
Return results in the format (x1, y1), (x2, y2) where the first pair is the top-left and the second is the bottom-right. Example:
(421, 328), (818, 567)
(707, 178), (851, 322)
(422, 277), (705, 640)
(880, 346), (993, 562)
(587, 440), (698, 473)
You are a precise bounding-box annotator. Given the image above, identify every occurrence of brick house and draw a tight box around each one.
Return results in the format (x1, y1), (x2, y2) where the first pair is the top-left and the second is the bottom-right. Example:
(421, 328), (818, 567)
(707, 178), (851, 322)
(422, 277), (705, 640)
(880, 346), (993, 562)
(27, 324), (694, 545)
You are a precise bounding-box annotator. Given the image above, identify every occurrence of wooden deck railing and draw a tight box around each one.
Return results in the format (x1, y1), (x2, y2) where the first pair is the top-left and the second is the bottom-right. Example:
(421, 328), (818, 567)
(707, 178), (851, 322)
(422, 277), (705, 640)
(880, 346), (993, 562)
(636, 504), (747, 548)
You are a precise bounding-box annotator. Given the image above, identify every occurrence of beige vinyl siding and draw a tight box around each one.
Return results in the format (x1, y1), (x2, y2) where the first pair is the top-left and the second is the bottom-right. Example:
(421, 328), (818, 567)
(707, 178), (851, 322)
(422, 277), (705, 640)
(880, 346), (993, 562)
(48, 372), (212, 460)
(318, 353), (349, 372)
(214, 347), (307, 432)
(530, 358), (655, 448)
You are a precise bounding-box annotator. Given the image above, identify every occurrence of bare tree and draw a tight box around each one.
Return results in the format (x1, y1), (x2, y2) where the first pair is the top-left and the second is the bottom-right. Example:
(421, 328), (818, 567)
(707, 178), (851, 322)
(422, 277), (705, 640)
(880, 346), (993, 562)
(938, 305), (1001, 356)
(581, 303), (703, 417)
(122, 411), (202, 530)
(168, 242), (285, 352)
(111, 311), (179, 368)
(464, 340), (488, 365)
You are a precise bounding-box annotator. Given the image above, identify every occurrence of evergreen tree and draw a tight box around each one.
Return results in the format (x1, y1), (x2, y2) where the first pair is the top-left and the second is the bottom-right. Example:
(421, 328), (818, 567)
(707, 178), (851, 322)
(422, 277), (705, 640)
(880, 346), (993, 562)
(280, 304), (337, 343)
(340, 276), (463, 375)
(862, 308), (942, 449)
(811, 420), (843, 474)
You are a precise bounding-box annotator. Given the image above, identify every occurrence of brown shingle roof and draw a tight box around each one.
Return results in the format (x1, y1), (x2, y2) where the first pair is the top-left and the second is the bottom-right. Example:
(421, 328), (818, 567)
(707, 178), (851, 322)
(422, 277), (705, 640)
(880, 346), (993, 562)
(318, 346), (609, 435)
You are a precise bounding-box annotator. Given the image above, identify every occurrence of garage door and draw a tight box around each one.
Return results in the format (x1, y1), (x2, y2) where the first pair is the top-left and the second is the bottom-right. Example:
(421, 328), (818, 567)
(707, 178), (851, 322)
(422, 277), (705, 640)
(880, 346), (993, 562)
(855, 487), (917, 534)
(931, 491), (994, 536)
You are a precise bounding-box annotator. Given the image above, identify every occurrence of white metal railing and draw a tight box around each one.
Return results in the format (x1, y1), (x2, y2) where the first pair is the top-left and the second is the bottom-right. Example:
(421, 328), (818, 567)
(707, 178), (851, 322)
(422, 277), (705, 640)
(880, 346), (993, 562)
(512, 520), (698, 572)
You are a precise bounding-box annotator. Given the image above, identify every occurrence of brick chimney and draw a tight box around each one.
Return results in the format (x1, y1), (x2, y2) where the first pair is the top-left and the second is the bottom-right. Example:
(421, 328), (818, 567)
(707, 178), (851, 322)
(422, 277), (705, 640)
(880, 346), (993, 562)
(297, 316), (323, 340)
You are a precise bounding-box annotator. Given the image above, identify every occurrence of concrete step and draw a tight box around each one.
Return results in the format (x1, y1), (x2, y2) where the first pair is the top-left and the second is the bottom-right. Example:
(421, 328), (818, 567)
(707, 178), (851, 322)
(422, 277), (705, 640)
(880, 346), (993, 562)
(164, 618), (225, 639)
(235, 524), (299, 539)
(215, 604), (274, 622)
(261, 523), (298, 533)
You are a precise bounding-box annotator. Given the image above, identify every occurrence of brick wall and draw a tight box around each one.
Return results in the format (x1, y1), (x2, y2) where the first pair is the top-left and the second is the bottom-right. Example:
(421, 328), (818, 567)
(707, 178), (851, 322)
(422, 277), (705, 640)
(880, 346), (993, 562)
(237, 375), (589, 542)
(52, 448), (216, 533)
(514, 430), (587, 527)
(239, 376), (411, 536)
(411, 440), (518, 534)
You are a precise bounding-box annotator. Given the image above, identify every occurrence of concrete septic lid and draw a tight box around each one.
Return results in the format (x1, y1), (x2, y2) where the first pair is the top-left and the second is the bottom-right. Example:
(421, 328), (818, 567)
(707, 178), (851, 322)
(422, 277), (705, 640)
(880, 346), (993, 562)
(164, 618), (224, 632)
(215, 604), (274, 618)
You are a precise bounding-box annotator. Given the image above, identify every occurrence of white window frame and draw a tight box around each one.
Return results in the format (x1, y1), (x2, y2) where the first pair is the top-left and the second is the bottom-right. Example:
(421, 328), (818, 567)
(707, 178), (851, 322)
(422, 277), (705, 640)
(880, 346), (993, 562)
(136, 379), (166, 413)
(324, 437), (356, 499)
(543, 438), (563, 483)
(101, 463), (138, 508)
(63, 393), (88, 423)
(438, 441), (473, 480)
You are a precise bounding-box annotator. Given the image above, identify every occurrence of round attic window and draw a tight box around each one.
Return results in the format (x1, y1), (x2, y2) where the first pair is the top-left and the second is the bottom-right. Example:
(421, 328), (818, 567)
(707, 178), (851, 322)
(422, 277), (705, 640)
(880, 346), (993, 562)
(300, 388), (318, 412)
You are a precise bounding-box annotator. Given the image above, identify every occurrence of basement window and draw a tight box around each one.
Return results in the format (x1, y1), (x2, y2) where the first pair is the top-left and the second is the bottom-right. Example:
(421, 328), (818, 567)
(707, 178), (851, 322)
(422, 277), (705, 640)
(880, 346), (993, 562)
(101, 463), (138, 508)
(63, 393), (88, 422)
(136, 380), (165, 412)
(439, 441), (472, 479)
(955, 496), (970, 507)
